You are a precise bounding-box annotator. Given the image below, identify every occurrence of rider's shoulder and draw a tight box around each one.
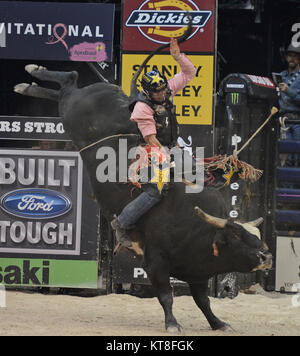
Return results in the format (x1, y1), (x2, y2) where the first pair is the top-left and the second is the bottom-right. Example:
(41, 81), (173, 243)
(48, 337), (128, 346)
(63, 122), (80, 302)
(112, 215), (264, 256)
(129, 92), (154, 112)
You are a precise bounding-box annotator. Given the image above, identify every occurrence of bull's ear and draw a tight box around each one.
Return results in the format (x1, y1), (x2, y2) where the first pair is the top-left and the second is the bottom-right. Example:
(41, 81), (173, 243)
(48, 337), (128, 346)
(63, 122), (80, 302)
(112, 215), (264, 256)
(247, 217), (264, 227)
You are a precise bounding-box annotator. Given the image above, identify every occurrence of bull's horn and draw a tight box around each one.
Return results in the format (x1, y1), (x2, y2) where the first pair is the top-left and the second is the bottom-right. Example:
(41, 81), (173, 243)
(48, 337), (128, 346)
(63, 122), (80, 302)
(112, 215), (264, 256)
(247, 217), (264, 227)
(194, 207), (227, 228)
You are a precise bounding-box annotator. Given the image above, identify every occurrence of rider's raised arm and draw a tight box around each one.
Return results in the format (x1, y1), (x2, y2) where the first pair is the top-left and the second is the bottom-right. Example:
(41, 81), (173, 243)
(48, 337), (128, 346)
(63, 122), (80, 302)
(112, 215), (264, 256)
(168, 54), (196, 97)
(168, 38), (196, 97)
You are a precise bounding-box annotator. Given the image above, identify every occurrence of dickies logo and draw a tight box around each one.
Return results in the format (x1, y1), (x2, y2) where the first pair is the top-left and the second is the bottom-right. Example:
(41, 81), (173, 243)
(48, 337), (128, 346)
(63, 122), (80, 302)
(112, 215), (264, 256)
(0, 188), (72, 219)
(125, 0), (212, 44)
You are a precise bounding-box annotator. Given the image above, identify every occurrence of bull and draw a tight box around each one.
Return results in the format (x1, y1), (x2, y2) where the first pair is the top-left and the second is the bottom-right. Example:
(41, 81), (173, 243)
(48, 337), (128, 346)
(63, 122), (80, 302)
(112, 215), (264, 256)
(14, 42), (272, 333)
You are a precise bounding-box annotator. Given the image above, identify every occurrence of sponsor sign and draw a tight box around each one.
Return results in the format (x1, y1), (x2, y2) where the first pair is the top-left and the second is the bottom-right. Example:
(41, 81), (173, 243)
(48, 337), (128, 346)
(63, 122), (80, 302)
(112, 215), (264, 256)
(122, 53), (214, 125)
(122, 0), (216, 52)
(113, 248), (186, 286)
(0, 150), (82, 255)
(246, 75), (276, 89)
(0, 258), (98, 288)
(0, 116), (70, 141)
(276, 236), (300, 293)
(226, 84), (245, 89)
(231, 93), (240, 105)
(0, 1), (115, 62)
(1, 189), (72, 220)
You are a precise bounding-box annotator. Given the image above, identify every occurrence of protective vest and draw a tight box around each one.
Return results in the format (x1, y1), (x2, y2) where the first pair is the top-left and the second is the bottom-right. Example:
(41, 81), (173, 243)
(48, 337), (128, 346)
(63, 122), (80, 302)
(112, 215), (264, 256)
(130, 91), (179, 147)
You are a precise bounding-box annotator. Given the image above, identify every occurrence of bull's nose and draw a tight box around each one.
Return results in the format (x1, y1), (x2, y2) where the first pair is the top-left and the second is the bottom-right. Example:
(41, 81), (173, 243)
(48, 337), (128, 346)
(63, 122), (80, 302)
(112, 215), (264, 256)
(258, 251), (273, 269)
(253, 251), (273, 271)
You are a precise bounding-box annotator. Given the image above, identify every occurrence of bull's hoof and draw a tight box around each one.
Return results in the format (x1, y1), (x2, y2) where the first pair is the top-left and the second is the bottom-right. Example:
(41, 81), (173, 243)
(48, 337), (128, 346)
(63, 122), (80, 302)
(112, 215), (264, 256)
(25, 64), (47, 74)
(166, 324), (183, 334)
(14, 83), (30, 94)
(218, 323), (235, 333)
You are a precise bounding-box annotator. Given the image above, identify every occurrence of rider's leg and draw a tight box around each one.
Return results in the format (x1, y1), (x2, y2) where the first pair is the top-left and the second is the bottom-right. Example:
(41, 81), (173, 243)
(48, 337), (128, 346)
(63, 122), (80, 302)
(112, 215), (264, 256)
(111, 191), (162, 247)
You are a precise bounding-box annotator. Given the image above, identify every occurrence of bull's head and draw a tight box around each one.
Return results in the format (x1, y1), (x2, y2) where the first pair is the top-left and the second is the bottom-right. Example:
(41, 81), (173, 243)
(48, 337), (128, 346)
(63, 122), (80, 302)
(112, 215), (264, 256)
(194, 207), (272, 273)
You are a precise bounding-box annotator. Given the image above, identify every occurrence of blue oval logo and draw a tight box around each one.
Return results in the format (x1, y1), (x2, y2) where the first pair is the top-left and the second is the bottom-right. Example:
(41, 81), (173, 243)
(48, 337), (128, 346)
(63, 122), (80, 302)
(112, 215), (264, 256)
(0, 189), (72, 219)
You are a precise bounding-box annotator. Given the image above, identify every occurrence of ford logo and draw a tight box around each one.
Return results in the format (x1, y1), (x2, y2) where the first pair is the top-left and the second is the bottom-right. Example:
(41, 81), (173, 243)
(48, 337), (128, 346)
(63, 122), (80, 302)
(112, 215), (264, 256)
(0, 188), (72, 219)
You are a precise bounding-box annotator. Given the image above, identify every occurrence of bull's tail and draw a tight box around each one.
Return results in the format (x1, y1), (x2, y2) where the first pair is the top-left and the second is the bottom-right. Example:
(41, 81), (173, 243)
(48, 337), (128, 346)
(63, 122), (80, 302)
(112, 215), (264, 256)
(129, 13), (193, 98)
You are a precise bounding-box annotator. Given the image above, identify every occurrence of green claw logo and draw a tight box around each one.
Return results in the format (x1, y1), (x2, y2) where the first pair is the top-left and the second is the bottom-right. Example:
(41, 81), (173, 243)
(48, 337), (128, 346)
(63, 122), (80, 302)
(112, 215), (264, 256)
(231, 92), (239, 105)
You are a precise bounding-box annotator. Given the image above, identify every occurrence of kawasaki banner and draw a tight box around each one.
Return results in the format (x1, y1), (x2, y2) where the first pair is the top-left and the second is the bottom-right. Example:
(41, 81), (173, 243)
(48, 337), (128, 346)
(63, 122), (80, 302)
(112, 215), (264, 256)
(0, 150), (100, 288)
(0, 1), (115, 62)
(0, 258), (98, 288)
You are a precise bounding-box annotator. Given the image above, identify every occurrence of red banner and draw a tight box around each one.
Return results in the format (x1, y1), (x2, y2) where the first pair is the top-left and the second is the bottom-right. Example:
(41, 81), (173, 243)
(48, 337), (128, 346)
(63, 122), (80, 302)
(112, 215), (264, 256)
(122, 0), (216, 53)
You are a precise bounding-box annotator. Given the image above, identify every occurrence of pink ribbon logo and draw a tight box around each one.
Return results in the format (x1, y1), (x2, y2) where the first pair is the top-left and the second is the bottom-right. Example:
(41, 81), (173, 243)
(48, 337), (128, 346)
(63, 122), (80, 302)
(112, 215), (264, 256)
(46, 23), (69, 51)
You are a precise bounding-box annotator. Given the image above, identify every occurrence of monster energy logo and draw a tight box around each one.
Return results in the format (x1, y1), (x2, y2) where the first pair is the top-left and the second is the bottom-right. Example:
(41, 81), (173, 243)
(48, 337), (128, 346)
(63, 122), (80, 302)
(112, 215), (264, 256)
(231, 93), (240, 105)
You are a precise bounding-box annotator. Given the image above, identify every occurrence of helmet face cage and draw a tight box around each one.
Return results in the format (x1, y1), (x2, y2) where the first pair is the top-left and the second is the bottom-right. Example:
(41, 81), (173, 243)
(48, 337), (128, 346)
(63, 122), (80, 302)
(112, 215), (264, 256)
(140, 70), (168, 95)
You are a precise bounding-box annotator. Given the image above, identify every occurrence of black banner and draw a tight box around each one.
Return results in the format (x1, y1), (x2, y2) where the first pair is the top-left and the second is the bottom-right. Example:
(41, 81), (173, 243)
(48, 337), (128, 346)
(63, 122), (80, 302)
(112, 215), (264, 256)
(0, 116), (70, 141)
(0, 1), (115, 62)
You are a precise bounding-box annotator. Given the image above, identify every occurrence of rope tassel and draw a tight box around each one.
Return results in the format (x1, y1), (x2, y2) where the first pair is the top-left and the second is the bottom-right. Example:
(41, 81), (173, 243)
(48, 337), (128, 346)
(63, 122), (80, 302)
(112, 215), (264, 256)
(203, 154), (263, 183)
(212, 106), (279, 183)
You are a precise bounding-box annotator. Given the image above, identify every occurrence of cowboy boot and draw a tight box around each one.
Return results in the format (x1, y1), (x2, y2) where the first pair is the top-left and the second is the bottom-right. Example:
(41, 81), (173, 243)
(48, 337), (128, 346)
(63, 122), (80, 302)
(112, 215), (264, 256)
(110, 216), (132, 248)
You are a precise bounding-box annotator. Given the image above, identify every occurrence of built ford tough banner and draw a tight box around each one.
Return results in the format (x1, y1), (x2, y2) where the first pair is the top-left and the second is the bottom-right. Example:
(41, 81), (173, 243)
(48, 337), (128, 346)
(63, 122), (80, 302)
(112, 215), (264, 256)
(0, 150), (99, 288)
(0, 1), (115, 62)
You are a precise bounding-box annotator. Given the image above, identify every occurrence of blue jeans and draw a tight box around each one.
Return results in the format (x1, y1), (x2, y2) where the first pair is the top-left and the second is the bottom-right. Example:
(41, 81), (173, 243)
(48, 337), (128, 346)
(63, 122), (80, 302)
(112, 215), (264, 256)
(118, 192), (162, 230)
(285, 124), (300, 167)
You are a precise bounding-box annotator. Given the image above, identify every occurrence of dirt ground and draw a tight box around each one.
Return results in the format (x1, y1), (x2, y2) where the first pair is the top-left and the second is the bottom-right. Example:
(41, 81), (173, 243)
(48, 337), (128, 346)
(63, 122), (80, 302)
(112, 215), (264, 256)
(0, 287), (299, 336)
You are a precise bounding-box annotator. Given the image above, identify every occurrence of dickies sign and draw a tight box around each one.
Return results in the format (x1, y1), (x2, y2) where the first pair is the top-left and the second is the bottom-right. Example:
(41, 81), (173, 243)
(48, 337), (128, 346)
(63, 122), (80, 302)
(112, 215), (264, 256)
(122, 0), (216, 53)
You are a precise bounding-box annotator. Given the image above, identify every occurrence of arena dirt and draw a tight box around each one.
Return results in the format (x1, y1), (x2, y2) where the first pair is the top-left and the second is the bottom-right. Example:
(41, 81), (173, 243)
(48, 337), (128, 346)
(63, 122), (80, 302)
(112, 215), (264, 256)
(0, 289), (299, 336)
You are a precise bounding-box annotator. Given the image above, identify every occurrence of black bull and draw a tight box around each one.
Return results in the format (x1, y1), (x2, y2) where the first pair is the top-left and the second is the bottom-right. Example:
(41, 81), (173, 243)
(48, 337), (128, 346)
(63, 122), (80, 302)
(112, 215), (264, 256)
(14, 65), (272, 333)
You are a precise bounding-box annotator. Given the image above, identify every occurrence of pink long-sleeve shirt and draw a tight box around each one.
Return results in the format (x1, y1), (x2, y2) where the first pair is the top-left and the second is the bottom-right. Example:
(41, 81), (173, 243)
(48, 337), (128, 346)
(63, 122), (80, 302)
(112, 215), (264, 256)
(130, 54), (196, 138)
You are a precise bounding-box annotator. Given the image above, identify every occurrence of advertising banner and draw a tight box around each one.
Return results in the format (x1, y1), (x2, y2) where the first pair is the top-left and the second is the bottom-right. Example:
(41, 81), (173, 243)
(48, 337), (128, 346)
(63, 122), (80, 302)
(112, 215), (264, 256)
(122, 0), (216, 53)
(0, 150), (100, 288)
(0, 258), (98, 288)
(0, 150), (83, 256)
(122, 53), (214, 125)
(0, 1), (115, 62)
(0, 116), (70, 141)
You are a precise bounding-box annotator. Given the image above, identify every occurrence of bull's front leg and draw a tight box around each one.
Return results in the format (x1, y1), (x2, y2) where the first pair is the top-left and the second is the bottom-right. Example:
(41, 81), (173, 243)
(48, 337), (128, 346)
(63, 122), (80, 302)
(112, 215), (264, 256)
(189, 281), (234, 332)
(14, 83), (59, 102)
(144, 255), (182, 334)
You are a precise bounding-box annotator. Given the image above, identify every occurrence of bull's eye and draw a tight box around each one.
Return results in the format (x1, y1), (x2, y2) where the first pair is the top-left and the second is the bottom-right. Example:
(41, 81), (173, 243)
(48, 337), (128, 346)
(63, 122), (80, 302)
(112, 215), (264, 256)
(234, 233), (241, 240)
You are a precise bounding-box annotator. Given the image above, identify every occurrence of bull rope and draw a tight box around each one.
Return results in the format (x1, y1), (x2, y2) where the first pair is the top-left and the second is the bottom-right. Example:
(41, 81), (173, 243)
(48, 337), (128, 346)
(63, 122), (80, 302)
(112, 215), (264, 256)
(80, 17), (193, 154)
(79, 133), (139, 153)
(130, 14), (193, 97)
(233, 106), (278, 157)
(202, 107), (279, 184)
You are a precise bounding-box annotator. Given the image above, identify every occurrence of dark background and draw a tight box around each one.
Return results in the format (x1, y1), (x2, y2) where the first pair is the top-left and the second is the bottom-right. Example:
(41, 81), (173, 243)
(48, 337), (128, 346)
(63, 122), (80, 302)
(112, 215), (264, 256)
(0, 0), (299, 117)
